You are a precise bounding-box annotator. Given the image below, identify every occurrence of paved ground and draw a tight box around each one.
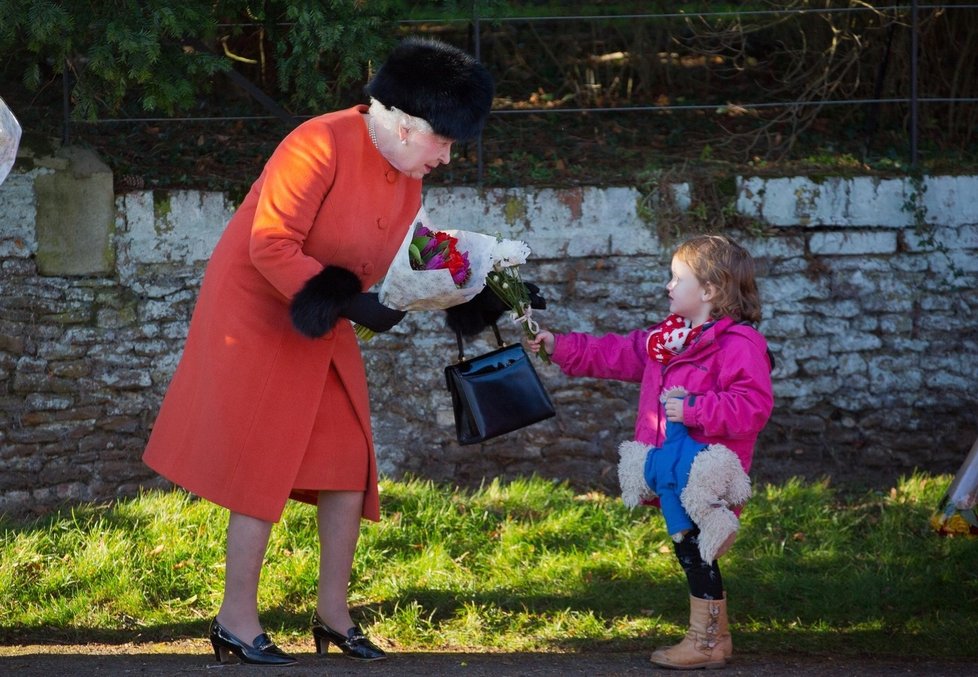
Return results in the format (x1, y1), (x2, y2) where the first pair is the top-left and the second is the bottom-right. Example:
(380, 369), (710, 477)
(1, 643), (974, 676)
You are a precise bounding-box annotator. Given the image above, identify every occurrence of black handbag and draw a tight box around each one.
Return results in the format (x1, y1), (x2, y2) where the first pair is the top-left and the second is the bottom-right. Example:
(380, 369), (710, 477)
(444, 324), (556, 445)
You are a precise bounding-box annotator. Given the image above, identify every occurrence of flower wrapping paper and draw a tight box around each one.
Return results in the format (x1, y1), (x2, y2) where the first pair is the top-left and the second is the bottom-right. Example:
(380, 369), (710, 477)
(0, 96), (22, 186)
(379, 207), (497, 311)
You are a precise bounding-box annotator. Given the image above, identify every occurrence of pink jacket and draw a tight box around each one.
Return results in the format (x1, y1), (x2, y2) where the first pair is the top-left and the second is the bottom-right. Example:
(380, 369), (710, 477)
(551, 316), (773, 474)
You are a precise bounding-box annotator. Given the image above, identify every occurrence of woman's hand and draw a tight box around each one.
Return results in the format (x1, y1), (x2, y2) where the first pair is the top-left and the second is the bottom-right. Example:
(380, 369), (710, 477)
(342, 292), (406, 333)
(527, 329), (555, 356)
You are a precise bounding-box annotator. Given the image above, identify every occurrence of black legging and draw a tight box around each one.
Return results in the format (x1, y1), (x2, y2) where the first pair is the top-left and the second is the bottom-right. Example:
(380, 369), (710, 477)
(673, 528), (724, 600)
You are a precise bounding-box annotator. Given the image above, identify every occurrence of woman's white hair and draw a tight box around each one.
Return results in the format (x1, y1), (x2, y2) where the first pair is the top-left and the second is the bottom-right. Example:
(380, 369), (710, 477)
(369, 97), (434, 135)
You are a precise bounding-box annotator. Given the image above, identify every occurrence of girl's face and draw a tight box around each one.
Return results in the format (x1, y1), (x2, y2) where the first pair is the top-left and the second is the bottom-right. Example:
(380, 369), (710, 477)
(667, 256), (713, 325)
(389, 128), (453, 179)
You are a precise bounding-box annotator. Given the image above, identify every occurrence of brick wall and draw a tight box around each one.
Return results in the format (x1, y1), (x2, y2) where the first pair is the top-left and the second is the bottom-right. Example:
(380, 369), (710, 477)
(2, 163), (976, 516)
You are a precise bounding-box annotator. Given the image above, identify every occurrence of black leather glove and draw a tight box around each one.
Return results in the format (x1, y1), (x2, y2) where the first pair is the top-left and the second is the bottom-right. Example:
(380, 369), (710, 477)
(341, 292), (407, 333)
(444, 281), (547, 337)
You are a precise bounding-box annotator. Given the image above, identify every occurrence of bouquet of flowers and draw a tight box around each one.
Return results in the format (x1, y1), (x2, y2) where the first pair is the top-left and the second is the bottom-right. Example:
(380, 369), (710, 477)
(929, 437), (978, 538)
(354, 208), (497, 339)
(354, 208), (550, 361)
(485, 238), (551, 364)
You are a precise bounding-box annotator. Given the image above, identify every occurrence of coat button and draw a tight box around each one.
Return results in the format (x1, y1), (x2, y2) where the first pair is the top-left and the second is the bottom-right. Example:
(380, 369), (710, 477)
(385, 169), (397, 183)
(376, 217), (387, 230)
(361, 262), (374, 276)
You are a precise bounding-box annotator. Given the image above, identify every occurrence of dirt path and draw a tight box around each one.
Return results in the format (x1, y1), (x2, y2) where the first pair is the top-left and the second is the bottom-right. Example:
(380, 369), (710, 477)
(1, 643), (972, 676)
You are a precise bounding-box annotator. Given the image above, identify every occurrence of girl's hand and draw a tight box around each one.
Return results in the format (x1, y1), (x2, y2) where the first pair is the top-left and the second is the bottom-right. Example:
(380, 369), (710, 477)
(664, 396), (685, 423)
(528, 329), (555, 356)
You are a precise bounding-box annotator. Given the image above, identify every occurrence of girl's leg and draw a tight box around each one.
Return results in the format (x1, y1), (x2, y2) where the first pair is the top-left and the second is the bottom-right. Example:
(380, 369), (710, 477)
(215, 511), (274, 642)
(649, 528), (731, 669)
(674, 528), (724, 600)
(316, 490), (365, 631)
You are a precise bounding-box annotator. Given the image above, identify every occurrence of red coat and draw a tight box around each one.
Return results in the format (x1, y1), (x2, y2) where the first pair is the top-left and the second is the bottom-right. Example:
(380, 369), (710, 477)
(143, 105), (421, 522)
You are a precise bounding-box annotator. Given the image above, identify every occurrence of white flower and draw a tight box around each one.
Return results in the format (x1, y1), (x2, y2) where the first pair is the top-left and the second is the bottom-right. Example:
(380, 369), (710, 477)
(490, 238), (531, 269)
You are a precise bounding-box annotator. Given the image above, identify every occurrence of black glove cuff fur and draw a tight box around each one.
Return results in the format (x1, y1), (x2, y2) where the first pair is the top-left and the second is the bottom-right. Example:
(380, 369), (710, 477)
(290, 265), (362, 338)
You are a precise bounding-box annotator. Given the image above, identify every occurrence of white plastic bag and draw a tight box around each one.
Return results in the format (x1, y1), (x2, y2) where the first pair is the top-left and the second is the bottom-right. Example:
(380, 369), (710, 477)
(378, 206), (497, 311)
(0, 96), (22, 186)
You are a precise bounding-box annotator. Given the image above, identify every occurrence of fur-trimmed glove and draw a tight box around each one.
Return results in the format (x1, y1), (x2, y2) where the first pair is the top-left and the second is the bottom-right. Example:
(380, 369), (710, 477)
(444, 282), (547, 336)
(290, 266), (406, 338)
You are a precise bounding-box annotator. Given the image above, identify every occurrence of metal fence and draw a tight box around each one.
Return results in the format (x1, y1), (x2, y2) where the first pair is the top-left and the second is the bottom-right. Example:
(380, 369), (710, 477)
(68, 2), (978, 179)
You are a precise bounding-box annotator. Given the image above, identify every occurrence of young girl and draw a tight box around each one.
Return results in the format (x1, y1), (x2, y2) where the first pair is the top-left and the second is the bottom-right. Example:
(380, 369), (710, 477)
(529, 234), (773, 670)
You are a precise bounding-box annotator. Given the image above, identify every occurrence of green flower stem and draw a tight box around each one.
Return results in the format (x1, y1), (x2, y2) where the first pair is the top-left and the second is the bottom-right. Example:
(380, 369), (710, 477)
(354, 323), (376, 341)
(486, 268), (550, 364)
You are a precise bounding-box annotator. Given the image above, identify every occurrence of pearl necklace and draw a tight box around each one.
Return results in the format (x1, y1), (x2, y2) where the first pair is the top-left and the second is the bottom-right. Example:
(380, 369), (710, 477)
(367, 117), (379, 150)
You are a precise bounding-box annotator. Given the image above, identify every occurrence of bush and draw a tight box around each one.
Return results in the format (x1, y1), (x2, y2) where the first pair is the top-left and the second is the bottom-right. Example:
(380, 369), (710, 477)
(0, 0), (404, 119)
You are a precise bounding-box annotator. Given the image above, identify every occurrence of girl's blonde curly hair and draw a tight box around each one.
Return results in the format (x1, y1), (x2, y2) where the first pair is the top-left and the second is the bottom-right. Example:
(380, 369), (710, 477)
(674, 234), (762, 324)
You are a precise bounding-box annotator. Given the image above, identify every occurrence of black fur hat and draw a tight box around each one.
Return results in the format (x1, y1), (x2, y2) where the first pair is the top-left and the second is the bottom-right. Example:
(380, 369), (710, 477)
(365, 37), (494, 141)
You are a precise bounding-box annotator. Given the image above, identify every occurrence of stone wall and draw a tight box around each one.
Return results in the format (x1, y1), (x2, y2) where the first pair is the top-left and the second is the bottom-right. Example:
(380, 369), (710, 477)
(2, 155), (976, 516)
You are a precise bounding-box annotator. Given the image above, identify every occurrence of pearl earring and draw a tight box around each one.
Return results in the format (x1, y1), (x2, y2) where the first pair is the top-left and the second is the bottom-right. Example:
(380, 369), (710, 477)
(401, 138), (407, 145)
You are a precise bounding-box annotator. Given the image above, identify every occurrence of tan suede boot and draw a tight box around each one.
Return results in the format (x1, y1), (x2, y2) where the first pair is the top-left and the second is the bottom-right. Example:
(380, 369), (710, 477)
(717, 594), (732, 661)
(649, 595), (728, 670)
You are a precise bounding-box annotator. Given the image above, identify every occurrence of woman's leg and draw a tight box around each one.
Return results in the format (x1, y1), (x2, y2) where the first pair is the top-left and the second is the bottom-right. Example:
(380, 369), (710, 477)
(316, 490), (365, 631)
(215, 511), (274, 642)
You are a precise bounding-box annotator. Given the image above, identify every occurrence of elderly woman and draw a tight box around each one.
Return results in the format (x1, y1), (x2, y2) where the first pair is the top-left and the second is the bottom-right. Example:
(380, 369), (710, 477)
(143, 38), (493, 665)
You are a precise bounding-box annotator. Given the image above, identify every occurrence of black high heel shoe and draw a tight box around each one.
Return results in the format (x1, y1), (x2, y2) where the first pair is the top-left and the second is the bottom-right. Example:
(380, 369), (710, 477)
(311, 612), (387, 661)
(209, 618), (297, 666)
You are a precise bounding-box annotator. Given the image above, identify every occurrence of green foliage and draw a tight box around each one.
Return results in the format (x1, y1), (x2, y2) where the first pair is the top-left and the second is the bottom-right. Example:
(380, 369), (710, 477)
(1, 473), (976, 657)
(0, 0), (405, 119)
(0, 0), (227, 118)
(270, 0), (396, 112)
(634, 166), (768, 242)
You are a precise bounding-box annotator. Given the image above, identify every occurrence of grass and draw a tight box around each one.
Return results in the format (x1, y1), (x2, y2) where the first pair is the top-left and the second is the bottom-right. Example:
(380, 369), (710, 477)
(1, 474), (975, 658)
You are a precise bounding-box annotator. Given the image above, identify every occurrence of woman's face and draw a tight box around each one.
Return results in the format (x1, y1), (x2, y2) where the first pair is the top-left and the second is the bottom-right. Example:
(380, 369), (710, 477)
(389, 128), (454, 180)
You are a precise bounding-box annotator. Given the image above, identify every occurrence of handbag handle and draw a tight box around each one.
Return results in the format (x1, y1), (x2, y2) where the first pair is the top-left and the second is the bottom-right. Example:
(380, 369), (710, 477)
(454, 322), (504, 362)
